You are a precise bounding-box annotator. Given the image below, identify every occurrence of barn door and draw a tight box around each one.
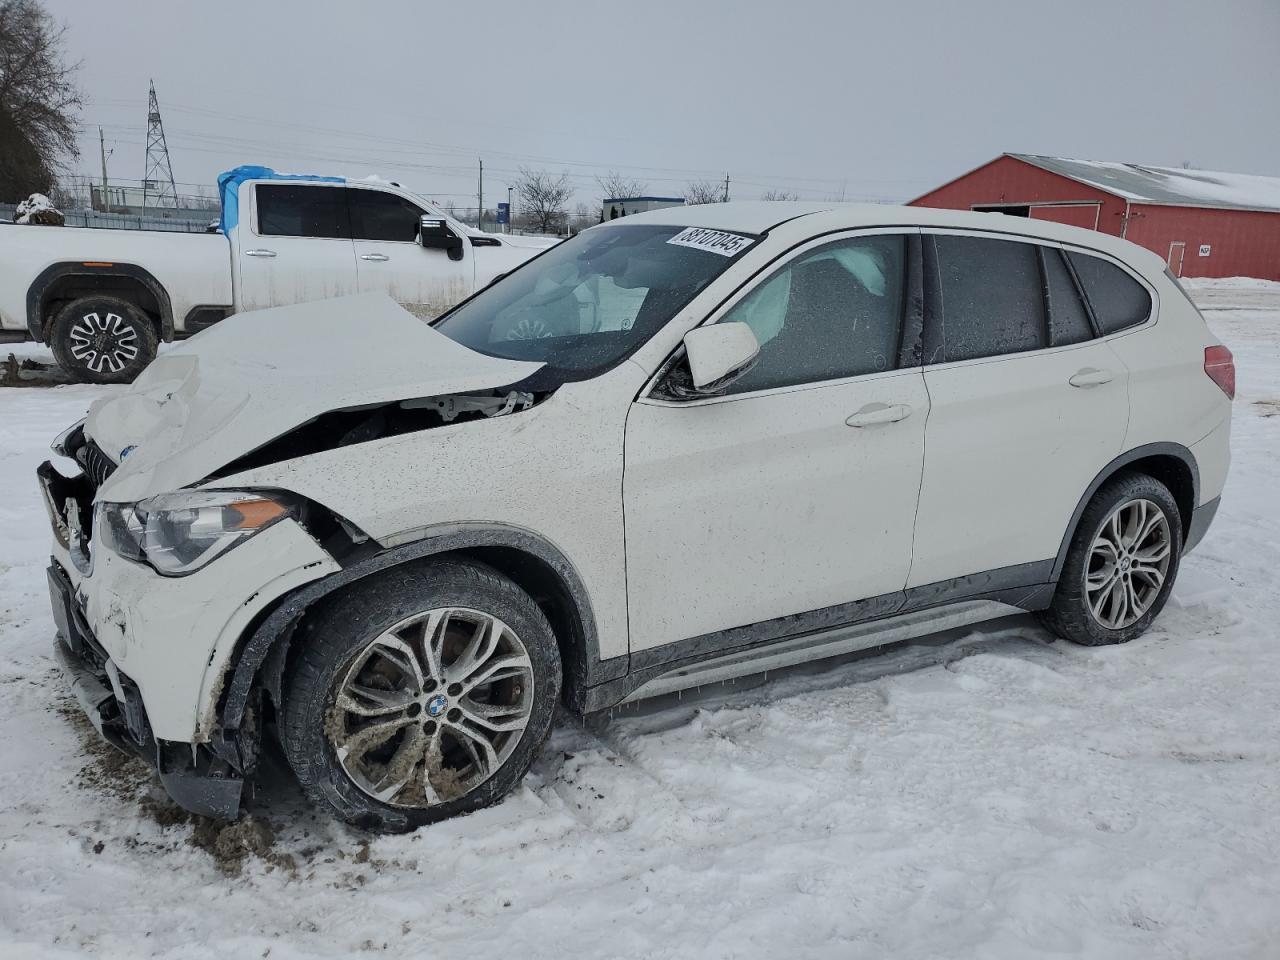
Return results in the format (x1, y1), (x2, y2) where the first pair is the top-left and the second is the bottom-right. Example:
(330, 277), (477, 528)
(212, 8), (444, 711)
(1167, 241), (1186, 277)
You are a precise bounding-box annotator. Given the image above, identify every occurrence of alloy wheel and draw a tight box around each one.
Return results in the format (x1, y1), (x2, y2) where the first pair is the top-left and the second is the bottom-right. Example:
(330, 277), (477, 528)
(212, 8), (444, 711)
(328, 607), (535, 808)
(1084, 498), (1172, 630)
(68, 311), (140, 375)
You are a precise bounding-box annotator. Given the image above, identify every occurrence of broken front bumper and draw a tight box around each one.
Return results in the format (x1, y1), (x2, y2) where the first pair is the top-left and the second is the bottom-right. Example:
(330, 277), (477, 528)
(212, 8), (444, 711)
(48, 560), (244, 819)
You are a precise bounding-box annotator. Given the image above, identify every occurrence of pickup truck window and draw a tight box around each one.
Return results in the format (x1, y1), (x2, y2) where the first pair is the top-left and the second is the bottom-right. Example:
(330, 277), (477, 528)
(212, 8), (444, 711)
(256, 184), (352, 239)
(350, 190), (425, 243)
(435, 222), (757, 385)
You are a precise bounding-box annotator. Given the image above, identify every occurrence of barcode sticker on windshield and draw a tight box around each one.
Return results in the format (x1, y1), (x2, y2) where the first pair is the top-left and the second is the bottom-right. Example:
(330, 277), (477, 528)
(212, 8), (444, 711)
(666, 227), (754, 257)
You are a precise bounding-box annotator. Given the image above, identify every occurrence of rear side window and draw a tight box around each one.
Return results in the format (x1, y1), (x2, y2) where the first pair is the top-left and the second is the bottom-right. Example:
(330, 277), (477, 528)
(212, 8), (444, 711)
(256, 184), (351, 239)
(933, 235), (1046, 362)
(349, 190), (425, 242)
(1041, 247), (1094, 346)
(1067, 251), (1151, 334)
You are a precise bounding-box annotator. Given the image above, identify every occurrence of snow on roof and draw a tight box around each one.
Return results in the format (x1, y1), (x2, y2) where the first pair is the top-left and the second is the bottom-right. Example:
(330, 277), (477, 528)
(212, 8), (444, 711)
(1011, 154), (1280, 213)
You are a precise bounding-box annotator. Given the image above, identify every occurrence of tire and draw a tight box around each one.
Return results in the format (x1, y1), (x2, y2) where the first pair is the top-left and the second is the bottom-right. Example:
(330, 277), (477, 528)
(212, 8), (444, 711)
(1039, 472), (1183, 646)
(49, 295), (159, 384)
(281, 559), (562, 832)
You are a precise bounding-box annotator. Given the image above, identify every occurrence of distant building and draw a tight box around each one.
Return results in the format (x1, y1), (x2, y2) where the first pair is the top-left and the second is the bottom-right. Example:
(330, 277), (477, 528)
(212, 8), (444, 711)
(602, 196), (685, 222)
(910, 153), (1280, 280)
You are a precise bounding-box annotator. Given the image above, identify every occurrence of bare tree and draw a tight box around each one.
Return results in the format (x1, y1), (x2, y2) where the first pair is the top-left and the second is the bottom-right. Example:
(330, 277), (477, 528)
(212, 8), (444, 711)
(684, 180), (725, 205)
(515, 167), (572, 234)
(0, 0), (82, 201)
(569, 201), (594, 234)
(760, 189), (799, 201)
(595, 170), (648, 203)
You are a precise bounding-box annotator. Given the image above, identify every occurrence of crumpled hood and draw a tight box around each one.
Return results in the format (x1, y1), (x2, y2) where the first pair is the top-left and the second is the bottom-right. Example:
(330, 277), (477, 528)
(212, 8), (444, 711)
(86, 293), (542, 502)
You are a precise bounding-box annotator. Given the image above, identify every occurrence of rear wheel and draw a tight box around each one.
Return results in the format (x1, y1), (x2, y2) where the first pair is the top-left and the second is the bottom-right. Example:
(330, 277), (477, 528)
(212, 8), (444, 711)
(1040, 472), (1182, 646)
(281, 559), (561, 831)
(1039, 473), (1177, 647)
(48, 295), (158, 384)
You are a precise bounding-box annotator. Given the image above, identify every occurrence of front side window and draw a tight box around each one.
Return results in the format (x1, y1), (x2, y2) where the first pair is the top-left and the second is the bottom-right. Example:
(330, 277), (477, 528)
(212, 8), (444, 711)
(715, 234), (906, 395)
(1068, 251), (1152, 334)
(435, 223), (757, 386)
(255, 184), (351, 239)
(932, 235), (1046, 362)
(349, 190), (425, 242)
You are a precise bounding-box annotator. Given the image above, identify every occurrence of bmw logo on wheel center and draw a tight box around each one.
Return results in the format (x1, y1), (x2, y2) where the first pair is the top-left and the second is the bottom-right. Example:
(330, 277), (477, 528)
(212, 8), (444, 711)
(425, 694), (449, 718)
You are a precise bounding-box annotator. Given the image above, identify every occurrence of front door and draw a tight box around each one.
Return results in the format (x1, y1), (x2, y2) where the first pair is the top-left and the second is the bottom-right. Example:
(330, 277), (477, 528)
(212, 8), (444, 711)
(623, 231), (929, 654)
(1167, 241), (1186, 277)
(348, 187), (473, 320)
(908, 232), (1130, 589)
(236, 182), (358, 312)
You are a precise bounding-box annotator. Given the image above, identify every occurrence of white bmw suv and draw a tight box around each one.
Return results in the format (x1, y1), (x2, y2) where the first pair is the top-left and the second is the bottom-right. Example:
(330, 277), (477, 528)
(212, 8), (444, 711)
(41, 202), (1232, 830)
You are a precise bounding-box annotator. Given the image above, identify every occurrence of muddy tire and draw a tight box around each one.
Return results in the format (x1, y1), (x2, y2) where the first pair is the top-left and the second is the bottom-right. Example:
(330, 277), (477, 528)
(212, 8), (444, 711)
(49, 295), (158, 384)
(1039, 472), (1182, 646)
(281, 559), (561, 832)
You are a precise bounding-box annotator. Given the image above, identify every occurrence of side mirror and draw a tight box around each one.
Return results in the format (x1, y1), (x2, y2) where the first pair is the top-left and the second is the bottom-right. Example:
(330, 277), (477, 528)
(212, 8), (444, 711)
(419, 216), (465, 261)
(682, 322), (760, 394)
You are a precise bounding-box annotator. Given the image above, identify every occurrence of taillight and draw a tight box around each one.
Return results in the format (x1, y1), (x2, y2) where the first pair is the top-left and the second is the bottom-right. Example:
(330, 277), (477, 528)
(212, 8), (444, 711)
(1204, 345), (1235, 400)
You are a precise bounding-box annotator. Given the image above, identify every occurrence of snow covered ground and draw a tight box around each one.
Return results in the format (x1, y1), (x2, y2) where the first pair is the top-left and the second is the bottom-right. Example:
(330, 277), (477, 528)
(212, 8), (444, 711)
(2, 281), (1278, 959)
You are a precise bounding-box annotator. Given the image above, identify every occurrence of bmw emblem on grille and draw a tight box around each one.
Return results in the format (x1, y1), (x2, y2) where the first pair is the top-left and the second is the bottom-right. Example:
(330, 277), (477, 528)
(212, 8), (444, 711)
(119, 445), (137, 460)
(426, 694), (449, 717)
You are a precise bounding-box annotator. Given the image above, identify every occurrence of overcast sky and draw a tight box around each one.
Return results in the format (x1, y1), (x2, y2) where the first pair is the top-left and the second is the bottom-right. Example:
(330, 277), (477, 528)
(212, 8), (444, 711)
(45, 0), (1280, 212)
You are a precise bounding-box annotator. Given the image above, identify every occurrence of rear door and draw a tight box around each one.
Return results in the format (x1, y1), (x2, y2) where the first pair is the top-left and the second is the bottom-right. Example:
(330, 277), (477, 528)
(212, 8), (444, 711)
(348, 187), (473, 320)
(908, 231), (1131, 590)
(237, 183), (358, 311)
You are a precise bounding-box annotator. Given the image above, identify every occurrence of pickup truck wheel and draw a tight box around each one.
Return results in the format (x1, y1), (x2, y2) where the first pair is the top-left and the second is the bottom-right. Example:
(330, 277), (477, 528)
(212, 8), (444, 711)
(281, 559), (562, 832)
(49, 295), (158, 384)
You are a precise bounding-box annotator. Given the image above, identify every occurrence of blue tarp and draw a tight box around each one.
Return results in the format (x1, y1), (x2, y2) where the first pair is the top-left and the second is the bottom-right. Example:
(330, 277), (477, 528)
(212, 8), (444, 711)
(217, 165), (345, 236)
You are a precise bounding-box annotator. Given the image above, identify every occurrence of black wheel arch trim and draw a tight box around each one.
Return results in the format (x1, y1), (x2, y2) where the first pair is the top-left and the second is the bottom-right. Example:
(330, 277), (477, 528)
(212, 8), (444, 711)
(213, 522), (613, 766)
(1050, 441), (1199, 582)
(27, 261), (175, 341)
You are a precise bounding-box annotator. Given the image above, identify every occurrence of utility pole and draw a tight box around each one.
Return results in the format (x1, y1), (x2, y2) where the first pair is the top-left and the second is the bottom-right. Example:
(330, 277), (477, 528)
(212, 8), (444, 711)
(723, 174), (730, 203)
(98, 126), (110, 211)
(477, 158), (484, 231)
(507, 185), (513, 235)
(142, 80), (178, 213)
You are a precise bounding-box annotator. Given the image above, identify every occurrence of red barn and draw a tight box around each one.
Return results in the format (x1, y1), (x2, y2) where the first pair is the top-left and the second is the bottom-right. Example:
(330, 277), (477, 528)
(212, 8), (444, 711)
(910, 153), (1280, 280)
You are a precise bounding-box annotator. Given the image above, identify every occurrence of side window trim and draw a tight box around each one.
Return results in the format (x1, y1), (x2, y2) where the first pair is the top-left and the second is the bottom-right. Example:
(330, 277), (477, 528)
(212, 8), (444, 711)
(1058, 244), (1103, 338)
(641, 227), (923, 405)
(251, 182), (354, 241)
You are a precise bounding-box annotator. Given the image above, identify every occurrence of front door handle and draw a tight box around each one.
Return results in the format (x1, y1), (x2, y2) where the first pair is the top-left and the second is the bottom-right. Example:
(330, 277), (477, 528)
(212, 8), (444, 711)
(360, 253), (390, 262)
(1068, 367), (1114, 388)
(846, 403), (913, 428)
(244, 249), (277, 258)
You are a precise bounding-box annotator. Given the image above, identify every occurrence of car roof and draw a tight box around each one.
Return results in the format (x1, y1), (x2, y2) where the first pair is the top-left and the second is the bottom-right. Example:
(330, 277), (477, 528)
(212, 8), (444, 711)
(614, 201), (1166, 275)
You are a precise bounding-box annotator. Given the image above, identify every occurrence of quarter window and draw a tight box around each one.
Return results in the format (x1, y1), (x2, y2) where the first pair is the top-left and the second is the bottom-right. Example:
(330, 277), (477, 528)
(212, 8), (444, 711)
(349, 190), (426, 243)
(716, 234), (906, 395)
(1041, 247), (1094, 346)
(932, 235), (1046, 362)
(255, 184), (351, 239)
(1067, 251), (1152, 334)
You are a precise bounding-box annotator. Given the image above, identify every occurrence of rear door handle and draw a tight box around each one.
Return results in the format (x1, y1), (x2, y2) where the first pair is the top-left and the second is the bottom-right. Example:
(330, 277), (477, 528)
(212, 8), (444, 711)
(360, 253), (390, 262)
(244, 249), (276, 258)
(846, 403), (913, 427)
(1068, 367), (1114, 388)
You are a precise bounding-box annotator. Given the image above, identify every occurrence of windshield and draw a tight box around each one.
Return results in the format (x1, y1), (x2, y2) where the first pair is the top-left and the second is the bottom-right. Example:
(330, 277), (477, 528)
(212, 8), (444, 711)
(434, 222), (758, 384)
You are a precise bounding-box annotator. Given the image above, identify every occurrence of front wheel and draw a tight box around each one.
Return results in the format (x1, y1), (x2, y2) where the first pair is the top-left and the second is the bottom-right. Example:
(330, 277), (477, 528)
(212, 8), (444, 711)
(48, 295), (158, 384)
(281, 560), (561, 831)
(1040, 472), (1182, 646)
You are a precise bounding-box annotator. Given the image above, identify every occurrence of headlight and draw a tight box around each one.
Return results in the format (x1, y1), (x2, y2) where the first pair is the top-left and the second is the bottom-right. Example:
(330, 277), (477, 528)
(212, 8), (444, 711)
(101, 490), (295, 576)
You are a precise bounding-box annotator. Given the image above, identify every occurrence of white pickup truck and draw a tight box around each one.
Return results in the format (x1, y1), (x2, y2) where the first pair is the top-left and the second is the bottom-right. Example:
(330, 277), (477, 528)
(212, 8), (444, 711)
(0, 166), (555, 383)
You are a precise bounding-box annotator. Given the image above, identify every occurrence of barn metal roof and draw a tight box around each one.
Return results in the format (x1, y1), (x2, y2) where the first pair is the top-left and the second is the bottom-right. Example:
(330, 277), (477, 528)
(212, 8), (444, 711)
(1011, 154), (1280, 213)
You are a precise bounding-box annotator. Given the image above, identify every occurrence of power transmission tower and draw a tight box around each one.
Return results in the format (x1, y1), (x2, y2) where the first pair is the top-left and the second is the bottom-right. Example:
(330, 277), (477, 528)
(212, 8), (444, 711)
(142, 80), (178, 212)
